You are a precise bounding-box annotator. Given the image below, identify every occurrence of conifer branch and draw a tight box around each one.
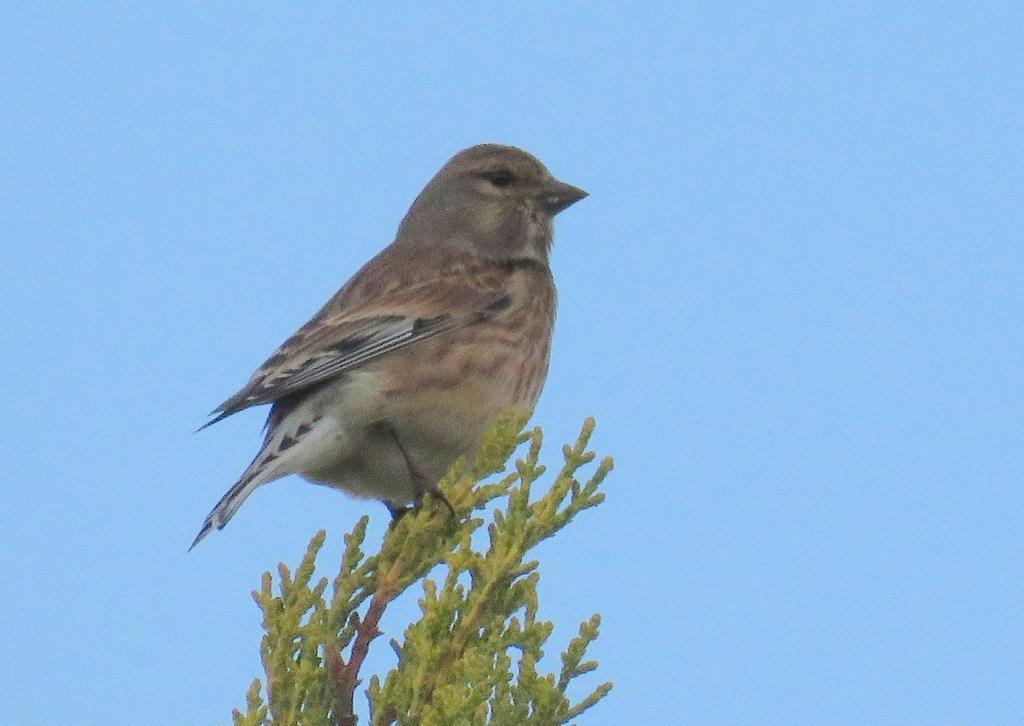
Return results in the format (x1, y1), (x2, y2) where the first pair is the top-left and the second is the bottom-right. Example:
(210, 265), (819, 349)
(231, 416), (613, 725)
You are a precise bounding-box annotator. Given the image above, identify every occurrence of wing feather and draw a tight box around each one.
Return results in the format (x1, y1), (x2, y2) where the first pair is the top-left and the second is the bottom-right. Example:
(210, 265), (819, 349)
(200, 252), (518, 427)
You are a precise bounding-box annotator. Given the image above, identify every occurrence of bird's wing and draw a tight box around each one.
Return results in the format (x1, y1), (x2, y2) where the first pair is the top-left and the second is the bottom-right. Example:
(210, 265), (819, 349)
(200, 255), (516, 428)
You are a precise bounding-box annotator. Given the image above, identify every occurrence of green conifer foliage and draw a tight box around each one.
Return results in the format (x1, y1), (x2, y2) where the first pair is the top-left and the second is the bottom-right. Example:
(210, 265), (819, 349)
(231, 417), (613, 726)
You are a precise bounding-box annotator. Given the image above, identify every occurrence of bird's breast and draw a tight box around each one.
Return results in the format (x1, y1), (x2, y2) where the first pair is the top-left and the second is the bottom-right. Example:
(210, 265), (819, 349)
(372, 276), (555, 465)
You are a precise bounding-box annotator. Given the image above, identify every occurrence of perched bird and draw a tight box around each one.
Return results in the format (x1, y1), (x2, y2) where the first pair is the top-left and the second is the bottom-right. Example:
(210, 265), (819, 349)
(190, 144), (587, 549)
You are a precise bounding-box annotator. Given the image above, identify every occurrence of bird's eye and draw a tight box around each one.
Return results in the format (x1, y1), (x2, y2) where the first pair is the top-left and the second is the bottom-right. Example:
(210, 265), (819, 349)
(482, 169), (516, 188)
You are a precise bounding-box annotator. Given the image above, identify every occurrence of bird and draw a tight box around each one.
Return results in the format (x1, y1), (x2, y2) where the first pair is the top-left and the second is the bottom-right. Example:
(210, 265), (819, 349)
(190, 143), (587, 550)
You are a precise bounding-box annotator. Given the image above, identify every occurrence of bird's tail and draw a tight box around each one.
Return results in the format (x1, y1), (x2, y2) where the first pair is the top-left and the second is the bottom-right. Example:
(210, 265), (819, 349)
(189, 405), (333, 550)
(188, 467), (266, 551)
(189, 438), (293, 550)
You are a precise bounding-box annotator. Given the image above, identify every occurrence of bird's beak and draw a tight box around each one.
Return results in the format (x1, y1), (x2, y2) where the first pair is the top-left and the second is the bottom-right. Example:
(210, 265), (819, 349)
(538, 179), (588, 214)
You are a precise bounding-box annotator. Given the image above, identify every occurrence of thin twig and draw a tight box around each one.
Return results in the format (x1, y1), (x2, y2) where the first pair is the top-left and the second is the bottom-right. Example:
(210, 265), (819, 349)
(323, 646), (350, 726)
(329, 561), (402, 725)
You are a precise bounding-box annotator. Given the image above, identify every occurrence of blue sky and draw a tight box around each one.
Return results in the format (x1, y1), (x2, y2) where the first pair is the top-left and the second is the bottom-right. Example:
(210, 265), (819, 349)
(2, 3), (1020, 724)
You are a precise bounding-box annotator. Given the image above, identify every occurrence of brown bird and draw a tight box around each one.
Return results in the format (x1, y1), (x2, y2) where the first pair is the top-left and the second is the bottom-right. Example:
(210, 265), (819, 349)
(191, 144), (587, 549)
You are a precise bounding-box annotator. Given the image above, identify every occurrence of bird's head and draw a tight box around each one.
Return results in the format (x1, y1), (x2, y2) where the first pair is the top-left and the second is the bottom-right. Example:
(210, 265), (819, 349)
(398, 144), (587, 264)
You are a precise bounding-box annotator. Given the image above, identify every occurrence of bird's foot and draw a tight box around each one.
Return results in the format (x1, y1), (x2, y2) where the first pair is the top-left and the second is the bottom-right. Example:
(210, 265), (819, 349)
(385, 482), (455, 530)
(386, 502), (413, 527)
(416, 481), (456, 519)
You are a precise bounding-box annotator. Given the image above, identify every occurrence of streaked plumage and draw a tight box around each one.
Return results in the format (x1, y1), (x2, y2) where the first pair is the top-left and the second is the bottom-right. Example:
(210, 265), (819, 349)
(191, 144), (586, 549)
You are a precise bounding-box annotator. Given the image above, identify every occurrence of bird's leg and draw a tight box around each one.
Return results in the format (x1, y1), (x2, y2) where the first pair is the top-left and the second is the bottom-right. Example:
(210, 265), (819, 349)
(384, 424), (456, 519)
